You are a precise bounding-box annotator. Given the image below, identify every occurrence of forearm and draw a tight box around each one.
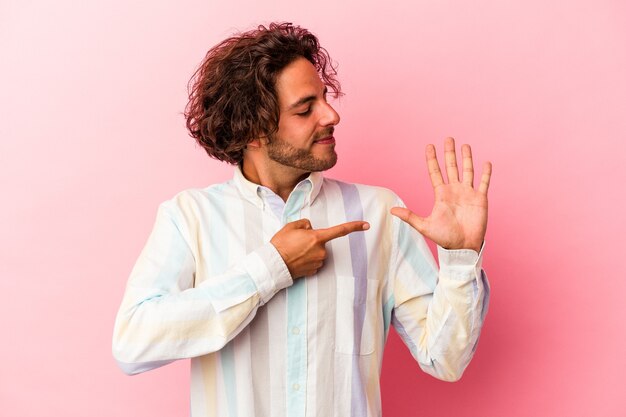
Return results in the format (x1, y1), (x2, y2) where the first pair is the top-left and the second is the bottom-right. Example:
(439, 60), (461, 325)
(113, 279), (258, 364)
(112, 242), (292, 374)
(394, 246), (489, 381)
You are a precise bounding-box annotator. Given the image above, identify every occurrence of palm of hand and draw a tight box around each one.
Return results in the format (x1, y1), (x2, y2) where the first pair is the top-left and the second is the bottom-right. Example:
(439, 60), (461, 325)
(391, 138), (492, 253)
(425, 181), (488, 251)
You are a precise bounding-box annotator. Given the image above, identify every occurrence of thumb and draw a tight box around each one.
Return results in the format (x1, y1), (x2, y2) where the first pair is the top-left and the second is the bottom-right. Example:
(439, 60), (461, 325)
(390, 207), (427, 234)
(288, 218), (312, 230)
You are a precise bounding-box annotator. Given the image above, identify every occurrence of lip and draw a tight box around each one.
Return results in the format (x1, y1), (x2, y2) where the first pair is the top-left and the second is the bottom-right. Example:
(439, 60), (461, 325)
(314, 136), (335, 145)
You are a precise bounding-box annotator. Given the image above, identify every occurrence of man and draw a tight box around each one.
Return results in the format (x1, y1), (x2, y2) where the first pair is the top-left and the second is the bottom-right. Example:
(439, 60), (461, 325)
(113, 22), (491, 417)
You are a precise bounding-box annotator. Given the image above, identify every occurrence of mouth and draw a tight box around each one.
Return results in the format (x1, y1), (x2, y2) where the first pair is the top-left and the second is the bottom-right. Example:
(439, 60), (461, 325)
(313, 136), (336, 145)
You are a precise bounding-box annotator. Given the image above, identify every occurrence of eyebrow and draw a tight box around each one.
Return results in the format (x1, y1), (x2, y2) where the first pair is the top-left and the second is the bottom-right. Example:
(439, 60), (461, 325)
(286, 87), (328, 111)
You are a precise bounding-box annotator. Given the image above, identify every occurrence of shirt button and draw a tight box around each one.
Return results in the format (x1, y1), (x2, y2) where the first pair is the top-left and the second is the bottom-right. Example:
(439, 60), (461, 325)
(293, 383), (300, 391)
(291, 327), (300, 335)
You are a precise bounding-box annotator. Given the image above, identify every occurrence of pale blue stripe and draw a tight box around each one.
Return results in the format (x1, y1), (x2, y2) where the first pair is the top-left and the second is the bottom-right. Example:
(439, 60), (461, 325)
(150, 205), (192, 290)
(221, 344), (239, 417)
(204, 274), (257, 300)
(397, 221), (437, 289)
(284, 183), (309, 417)
(283, 189), (306, 223)
(382, 295), (395, 339)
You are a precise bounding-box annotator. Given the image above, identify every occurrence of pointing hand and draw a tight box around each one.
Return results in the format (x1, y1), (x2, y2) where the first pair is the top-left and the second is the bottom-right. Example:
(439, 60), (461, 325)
(271, 219), (370, 278)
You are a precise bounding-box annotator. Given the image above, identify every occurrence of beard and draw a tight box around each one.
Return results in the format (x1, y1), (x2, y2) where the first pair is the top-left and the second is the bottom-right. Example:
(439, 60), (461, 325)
(266, 132), (337, 172)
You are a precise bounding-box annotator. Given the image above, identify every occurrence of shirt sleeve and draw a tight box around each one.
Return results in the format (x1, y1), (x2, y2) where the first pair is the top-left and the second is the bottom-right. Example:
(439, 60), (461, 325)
(388, 200), (490, 382)
(112, 202), (293, 375)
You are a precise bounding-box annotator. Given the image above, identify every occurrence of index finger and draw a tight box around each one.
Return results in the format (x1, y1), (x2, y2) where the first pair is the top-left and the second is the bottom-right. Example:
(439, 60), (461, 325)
(426, 144), (444, 189)
(316, 221), (370, 242)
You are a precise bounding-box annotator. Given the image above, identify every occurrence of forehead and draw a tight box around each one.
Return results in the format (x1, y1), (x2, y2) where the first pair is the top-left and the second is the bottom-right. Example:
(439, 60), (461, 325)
(275, 58), (325, 106)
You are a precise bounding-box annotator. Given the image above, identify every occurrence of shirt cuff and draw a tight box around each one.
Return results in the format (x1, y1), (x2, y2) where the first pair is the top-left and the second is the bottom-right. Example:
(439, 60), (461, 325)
(243, 242), (293, 305)
(437, 241), (485, 282)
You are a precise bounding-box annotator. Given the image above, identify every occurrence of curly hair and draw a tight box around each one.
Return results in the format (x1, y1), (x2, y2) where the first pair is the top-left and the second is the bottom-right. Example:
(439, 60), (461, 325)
(184, 22), (342, 164)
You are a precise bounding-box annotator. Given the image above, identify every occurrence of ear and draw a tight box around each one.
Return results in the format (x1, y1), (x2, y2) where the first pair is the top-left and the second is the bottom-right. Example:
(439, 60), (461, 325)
(247, 138), (262, 148)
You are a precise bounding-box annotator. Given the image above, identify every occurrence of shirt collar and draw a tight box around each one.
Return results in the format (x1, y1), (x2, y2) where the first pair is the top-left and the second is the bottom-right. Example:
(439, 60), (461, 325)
(233, 165), (324, 209)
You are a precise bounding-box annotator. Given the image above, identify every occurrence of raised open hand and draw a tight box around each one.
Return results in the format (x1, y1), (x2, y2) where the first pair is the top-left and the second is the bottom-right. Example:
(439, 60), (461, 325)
(390, 137), (492, 253)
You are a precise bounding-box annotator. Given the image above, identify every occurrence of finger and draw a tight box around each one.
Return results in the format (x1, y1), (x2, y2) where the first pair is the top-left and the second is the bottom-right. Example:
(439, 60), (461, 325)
(390, 207), (427, 234)
(426, 144), (444, 188)
(303, 261), (324, 277)
(461, 144), (474, 187)
(289, 218), (312, 230)
(444, 137), (459, 183)
(478, 161), (492, 194)
(316, 221), (370, 242)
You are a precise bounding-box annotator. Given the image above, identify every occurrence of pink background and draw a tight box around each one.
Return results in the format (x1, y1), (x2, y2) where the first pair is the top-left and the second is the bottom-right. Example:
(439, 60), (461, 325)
(2, 0), (625, 416)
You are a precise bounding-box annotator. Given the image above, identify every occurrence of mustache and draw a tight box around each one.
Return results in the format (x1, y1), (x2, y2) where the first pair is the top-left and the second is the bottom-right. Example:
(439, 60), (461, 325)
(313, 127), (335, 141)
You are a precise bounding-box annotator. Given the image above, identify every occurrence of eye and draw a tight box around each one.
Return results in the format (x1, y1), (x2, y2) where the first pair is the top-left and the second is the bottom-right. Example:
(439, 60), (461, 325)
(296, 107), (312, 116)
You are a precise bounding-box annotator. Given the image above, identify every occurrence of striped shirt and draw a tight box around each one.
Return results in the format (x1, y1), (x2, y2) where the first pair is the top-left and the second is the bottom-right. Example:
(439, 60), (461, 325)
(112, 167), (490, 417)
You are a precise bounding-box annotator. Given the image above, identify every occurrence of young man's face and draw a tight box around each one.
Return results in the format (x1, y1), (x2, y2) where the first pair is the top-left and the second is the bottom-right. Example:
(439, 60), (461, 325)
(266, 57), (341, 172)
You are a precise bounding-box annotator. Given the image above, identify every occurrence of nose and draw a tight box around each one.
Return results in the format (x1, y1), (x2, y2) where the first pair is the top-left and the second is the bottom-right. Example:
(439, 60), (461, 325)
(320, 100), (340, 127)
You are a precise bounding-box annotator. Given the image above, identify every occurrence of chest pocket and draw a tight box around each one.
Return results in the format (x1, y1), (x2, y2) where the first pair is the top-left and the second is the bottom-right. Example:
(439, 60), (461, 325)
(334, 276), (381, 355)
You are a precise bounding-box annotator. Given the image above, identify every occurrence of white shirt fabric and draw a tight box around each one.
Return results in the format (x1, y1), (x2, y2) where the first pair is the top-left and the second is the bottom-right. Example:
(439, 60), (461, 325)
(113, 167), (490, 417)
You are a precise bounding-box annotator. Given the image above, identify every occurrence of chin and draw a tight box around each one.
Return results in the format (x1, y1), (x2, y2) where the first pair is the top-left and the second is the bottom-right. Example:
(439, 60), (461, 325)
(311, 154), (337, 172)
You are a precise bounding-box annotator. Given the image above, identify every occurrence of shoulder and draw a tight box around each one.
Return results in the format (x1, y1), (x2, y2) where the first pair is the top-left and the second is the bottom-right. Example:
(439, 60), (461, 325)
(158, 178), (238, 219)
(321, 177), (402, 208)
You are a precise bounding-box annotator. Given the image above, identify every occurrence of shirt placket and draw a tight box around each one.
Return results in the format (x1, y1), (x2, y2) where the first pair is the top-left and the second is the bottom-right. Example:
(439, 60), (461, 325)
(282, 184), (310, 417)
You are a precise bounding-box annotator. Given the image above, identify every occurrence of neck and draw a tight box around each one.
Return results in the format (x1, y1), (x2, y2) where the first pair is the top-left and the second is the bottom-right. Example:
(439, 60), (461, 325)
(241, 157), (310, 202)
